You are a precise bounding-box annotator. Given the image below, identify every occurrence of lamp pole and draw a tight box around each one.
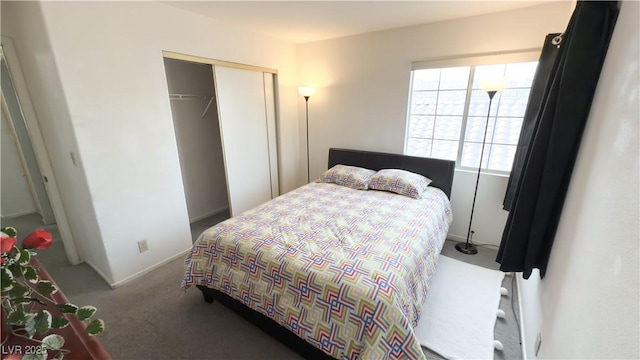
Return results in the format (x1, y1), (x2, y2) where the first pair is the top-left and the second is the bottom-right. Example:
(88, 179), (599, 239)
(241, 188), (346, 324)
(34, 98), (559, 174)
(304, 95), (310, 183)
(456, 74), (505, 255)
(456, 90), (497, 255)
(298, 86), (315, 183)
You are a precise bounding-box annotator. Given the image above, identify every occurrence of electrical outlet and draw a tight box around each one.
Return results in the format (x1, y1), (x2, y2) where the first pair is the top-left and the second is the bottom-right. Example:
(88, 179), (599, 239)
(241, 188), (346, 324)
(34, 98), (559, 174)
(138, 240), (149, 253)
(534, 332), (542, 357)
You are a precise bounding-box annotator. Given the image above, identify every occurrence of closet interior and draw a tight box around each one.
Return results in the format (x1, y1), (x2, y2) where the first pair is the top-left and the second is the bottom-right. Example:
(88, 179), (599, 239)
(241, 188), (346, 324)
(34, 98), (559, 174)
(164, 58), (229, 235)
(163, 55), (279, 240)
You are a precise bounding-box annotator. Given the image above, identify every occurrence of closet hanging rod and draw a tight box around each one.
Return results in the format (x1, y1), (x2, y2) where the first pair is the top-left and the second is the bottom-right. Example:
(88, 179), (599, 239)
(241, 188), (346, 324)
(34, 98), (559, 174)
(169, 93), (212, 100)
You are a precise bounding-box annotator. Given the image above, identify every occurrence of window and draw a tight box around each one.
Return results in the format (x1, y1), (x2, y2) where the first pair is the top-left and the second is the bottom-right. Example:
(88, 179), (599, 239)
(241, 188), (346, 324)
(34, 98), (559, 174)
(405, 58), (538, 173)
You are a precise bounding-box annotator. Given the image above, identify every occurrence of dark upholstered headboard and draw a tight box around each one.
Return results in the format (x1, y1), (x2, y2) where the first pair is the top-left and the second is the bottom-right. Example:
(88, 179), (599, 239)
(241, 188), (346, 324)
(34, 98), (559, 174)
(327, 148), (456, 198)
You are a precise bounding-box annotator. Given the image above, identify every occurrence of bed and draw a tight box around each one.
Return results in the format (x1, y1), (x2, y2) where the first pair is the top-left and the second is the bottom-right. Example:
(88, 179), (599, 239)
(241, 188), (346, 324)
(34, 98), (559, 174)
(182, 148), (455, 359)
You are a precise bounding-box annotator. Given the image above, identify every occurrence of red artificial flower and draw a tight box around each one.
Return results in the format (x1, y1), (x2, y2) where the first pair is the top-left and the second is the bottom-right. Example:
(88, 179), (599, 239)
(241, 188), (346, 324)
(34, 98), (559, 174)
(22, 229), (53, 250)
(1, 232), (17, 254)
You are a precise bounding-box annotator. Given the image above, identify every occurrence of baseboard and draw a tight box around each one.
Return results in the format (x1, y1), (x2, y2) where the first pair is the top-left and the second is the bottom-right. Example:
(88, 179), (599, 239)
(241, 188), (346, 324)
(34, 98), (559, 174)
(189, 207), (229, 223)
(446, 233), (499, 248)
(516, 274), (528, 360)
(84, 260), (114, 287)
(108, 248), (192, 288)
(1, 210), (39, 219)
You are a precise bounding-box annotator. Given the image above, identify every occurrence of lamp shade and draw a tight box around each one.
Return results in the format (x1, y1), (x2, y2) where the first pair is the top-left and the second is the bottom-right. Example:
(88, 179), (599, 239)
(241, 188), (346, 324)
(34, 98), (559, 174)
(479, 77), (507, 92)
(298, 86), (316, 97)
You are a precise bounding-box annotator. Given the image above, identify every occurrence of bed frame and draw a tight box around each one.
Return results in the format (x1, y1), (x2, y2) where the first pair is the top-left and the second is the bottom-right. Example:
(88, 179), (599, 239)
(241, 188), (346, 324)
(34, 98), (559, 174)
(196, 148), (456, 359)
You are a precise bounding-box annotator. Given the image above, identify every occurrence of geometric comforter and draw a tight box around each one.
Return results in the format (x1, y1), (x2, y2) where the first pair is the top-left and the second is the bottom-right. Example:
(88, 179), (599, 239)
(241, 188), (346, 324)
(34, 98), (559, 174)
(182, 182), (452, 359)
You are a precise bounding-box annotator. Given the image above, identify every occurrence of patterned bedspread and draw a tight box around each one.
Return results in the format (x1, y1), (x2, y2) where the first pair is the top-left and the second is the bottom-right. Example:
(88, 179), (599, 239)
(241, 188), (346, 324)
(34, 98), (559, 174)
(182, 182), (452, 359)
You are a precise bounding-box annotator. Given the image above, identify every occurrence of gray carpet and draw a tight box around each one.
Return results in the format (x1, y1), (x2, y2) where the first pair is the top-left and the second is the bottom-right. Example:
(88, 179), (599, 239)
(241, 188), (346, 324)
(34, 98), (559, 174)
(189, 210), (230, 243)
(12, 212), (522, 360)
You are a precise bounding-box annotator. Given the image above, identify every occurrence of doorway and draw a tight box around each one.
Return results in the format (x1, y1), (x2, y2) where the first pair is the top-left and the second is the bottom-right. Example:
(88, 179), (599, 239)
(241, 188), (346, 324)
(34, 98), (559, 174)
(163, 58), (231, 242)
(0, 38), (81, 265)
(1, 59), (54, 225)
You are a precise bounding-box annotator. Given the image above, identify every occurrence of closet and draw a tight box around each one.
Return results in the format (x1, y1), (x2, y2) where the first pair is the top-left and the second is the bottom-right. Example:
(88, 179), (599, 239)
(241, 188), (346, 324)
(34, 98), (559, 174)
(163, 53), (279, 226)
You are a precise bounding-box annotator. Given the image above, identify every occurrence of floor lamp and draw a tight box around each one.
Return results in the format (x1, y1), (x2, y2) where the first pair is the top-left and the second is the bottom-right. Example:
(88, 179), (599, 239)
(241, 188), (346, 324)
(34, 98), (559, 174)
(298, 86), (315, 183)
(456, 77), (506, 255)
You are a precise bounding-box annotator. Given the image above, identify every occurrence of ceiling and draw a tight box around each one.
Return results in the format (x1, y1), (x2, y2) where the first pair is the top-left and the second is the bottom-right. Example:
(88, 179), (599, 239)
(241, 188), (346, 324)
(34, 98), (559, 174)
(161, 1), (552, 44)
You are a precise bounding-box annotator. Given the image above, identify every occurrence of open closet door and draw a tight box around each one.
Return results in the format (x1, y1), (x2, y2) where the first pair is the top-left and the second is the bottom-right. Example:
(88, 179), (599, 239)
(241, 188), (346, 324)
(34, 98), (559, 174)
(214, 66), (273, 216)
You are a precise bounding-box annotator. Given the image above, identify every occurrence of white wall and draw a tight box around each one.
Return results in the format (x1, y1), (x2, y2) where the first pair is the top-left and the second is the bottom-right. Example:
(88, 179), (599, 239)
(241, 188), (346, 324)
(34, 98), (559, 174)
(520, 2), (639, 358)
(3, 1), (113, 282)
(297, 2), (573, 246)
(2, 1), (300, 285)
(164, 59), (229, 222)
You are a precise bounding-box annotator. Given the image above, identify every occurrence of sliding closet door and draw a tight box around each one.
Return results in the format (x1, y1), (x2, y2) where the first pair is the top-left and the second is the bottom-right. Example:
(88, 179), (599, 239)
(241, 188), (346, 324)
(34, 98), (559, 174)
(263, 73), (279, 199)
(214, 66), (272, 216)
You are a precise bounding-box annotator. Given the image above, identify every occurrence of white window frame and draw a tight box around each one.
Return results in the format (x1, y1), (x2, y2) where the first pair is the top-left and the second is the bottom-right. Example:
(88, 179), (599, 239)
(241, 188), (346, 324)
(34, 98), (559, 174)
(404, 49), (541, 175)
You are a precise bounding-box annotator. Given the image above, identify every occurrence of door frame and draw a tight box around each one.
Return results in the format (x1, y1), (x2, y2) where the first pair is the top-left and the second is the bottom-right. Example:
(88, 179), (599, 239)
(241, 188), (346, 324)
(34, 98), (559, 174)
(162, 50), (278, 74)
(162, 51), (281, 217)
(1, 36), (81, 265)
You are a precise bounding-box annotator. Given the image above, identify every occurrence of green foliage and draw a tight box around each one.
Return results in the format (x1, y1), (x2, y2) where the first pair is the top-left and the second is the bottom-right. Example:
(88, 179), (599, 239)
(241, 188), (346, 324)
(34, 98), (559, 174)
(22, 353), (47, 360)
(51, 316), (70, 330)
(7, 262), (23, 278)
(36, 280), (58, 296)
(7, 306), (31, 325)
(25, 310), (52, 337)
(76, 306), (97, 321)
(86, 319), (106, 336)
(1, 267), (15, 291)
(1, 227), (105, 359)
(55, 303), (78, 314)
(8, 282), (30, 299)
(18, 249), (31, 266)
(42, 334), (65, 350)
(2, 226), (17, 237)
(24, 266), (39, 283)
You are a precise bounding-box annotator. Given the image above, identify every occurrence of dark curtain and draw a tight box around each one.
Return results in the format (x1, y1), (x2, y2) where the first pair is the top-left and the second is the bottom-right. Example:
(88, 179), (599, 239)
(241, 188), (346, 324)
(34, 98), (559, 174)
(496, 1), (619, 279)
(503, 34), (560, 211)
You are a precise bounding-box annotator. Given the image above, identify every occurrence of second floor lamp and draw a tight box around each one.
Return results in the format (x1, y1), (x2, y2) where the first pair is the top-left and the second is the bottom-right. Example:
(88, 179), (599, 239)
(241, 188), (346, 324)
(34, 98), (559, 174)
(456, 77), (506, 255)
(298, 86), (315, 183)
